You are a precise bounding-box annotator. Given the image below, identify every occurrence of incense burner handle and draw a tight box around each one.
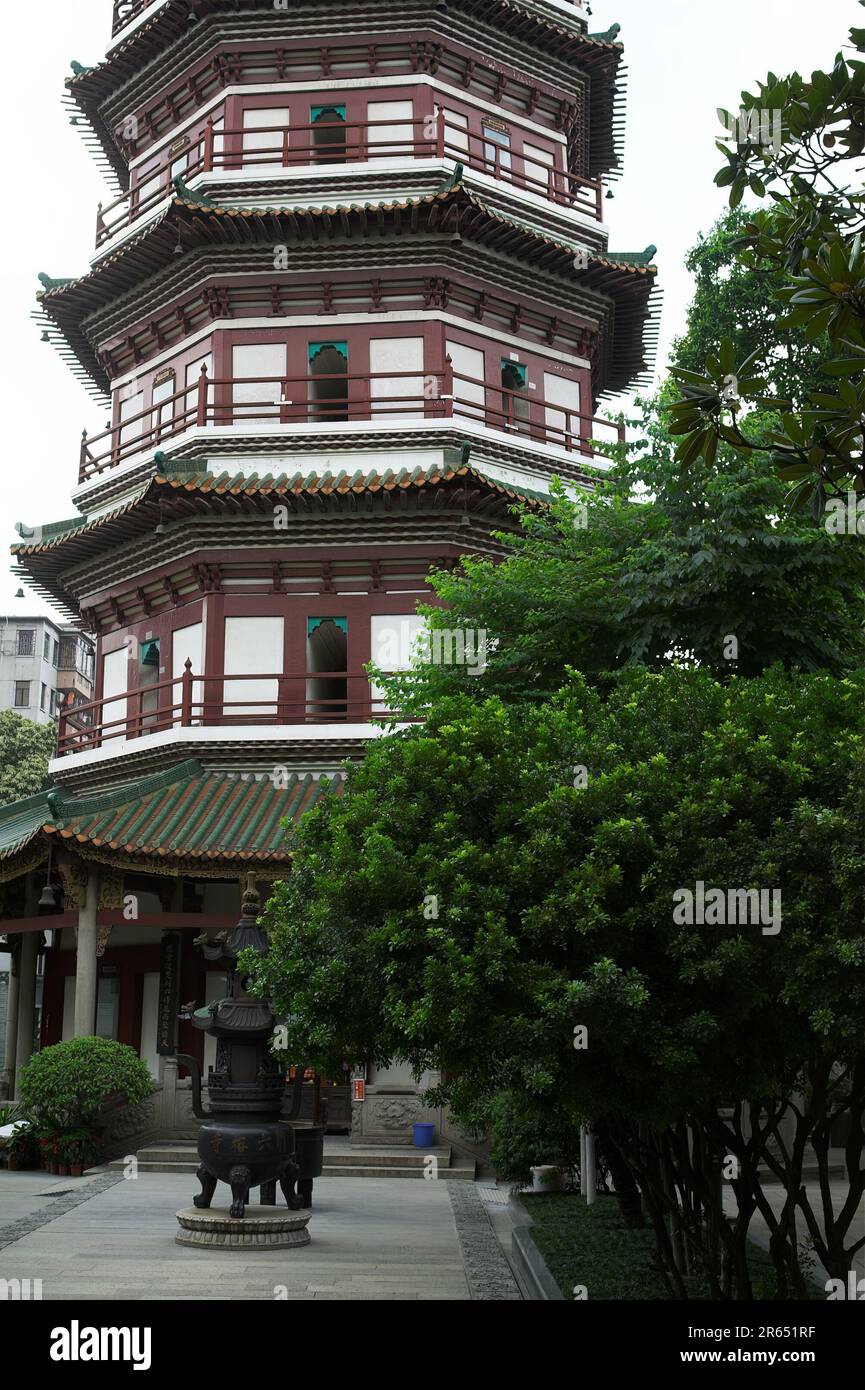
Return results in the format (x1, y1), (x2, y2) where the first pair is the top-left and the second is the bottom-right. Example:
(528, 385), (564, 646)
(177, 1053), (212, 1119)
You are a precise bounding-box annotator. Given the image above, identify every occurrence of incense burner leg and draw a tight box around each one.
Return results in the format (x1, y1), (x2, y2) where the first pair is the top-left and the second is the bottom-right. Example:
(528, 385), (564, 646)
(298, 1177), (313, 1209)
(229, 1164), (251, 1218)
(279, 1157), (303, 1211)
(193, 1165), (218, 1209)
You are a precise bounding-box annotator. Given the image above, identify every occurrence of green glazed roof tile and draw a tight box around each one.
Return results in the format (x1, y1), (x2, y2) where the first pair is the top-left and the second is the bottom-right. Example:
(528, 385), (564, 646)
(0, 759), (340, 867)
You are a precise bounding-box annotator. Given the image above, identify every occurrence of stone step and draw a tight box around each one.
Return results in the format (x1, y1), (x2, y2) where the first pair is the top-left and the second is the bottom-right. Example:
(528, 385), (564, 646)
(110, 1143), (475, 1180)
(111, 1158), (476, 1179)
(324, 1164), (476, 1180)
(128, 1144), (453, 1167)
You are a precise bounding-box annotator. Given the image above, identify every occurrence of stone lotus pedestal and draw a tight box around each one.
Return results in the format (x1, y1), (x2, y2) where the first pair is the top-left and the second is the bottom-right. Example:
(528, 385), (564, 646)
(175, 1205), (311, 1250)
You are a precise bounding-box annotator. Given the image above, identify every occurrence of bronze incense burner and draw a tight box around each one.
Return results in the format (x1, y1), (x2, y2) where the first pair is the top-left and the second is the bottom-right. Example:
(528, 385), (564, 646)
(178, 877), (323, 1218)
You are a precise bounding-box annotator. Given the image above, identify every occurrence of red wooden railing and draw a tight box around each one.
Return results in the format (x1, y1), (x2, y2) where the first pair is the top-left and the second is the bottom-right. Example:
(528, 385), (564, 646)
(56, 662), (412, 757)
(80, 364), (624, 482)
(96, 113), (604, 245)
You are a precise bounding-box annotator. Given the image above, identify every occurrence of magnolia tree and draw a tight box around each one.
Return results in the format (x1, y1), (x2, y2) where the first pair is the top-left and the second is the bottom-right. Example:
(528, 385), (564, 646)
(668, 7), (865, 515)
(249, 668), (864, 1299)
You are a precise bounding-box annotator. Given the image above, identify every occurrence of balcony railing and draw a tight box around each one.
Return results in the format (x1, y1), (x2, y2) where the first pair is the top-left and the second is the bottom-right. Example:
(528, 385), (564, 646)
(80, 364), (624, 483)
(56, 663), (413, 758)
(95, 114), (603, 246)
(111, 0), (155, 36)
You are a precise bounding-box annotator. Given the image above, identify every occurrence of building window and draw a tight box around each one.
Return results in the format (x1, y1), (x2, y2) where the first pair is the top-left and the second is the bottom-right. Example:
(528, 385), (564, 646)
(52, 639), (60, 667)
(40, 683), (47, 711)
(17, 629), (34, 656)
(311, 104), (347, 164)
(152, 371), (177, 439)
(307, 617), (348, 720)
(482, 122), (512, 174)
(43, 632), (51, 661)
(14, 681), (30, 708)
(308, 341), (348, 421)
(501, 358), (530, 431)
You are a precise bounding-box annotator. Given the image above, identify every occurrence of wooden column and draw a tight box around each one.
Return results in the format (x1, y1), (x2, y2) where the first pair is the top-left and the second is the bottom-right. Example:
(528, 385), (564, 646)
(14, 933), (38, 1095)
(0, 941), (20, 1098)
(73, 867), (99, 1037)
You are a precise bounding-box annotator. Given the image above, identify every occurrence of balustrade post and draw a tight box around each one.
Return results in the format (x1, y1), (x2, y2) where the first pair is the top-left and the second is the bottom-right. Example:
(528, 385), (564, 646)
(196, 363), (209, 427)
(436, 106), (445, 158)
(442, 353), (454, 417)
(95, 202), (106, 245)
(203, 117), (215, 173)
(57, 710), (66, 757)
(181, 659), (194, 727)
(79, 429), (89, 482)
(596, 182), (603, 222)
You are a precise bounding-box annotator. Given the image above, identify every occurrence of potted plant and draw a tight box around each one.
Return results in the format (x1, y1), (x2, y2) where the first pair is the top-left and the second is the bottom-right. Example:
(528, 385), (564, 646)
(6, 1122), (39, 1171)
(0, 1103), (18, 1168)
(61, 1127), (95, 1176)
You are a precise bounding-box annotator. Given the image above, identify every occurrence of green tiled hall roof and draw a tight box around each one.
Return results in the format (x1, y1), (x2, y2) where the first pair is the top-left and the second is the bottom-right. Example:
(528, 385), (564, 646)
(0, 760), (337, 880)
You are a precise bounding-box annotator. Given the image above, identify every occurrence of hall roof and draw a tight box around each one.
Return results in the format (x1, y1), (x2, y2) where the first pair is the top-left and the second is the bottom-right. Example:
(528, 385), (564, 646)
(0, 758), (338, 881)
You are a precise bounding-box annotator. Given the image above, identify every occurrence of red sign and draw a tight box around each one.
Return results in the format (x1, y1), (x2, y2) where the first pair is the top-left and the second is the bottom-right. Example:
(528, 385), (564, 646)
(351, 1079), (366, 1103)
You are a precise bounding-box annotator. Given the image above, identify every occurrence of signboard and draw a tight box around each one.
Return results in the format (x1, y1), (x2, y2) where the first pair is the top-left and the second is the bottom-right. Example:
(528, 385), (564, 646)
(157, 931), (181, 1054)
(351, 1078), (366, 1103)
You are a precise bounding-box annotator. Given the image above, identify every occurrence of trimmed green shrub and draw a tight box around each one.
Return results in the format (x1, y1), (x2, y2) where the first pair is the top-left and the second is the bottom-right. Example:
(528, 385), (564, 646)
(18, 1037), (153, 1129)
(486, 1091), (584, 1187)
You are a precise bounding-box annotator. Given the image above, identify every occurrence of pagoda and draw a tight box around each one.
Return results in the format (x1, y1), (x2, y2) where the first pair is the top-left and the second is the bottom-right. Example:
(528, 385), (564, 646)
(0, 0), (658, 1154)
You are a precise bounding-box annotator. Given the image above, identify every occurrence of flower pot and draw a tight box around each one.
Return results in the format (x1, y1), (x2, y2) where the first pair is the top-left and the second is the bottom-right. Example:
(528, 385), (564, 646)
(70, 1164), (83, 1177)
(58, 1163), (70, 1176)
(531, 1165), (563, 1192)
(7, 1156), (19, 1171)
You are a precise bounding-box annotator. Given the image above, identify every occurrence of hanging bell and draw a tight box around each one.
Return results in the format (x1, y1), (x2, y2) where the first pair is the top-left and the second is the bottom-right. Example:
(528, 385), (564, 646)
(38, 882), (57, 910)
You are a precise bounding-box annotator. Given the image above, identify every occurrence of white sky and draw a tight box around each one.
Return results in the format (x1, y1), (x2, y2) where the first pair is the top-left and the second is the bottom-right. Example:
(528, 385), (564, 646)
(0, 0), (856, 617)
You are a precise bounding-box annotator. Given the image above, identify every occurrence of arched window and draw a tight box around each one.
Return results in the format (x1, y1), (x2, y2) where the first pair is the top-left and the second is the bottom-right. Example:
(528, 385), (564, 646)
(501, 359), (530, 432)
(308, 341), (348, 422)
(306, 617), (347, 721)
(311, 104), (347, 164)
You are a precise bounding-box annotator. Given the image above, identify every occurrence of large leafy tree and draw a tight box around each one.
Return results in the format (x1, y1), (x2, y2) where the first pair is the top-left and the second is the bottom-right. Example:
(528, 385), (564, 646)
(252, 668), (864, 1297)
(382, 445), (862, 717)
(0, 711), (55, 808)
(668, 8), (865, 510)
(672, 207), (832, 403)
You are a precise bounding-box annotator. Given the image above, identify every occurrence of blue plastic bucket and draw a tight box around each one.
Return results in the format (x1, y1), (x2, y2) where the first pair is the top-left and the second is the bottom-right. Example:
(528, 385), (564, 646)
(412, 1121), (435, 1148)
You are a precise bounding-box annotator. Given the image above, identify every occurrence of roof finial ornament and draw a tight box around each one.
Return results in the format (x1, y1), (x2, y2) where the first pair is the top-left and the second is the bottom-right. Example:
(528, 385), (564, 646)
(590, 22), (621, 43)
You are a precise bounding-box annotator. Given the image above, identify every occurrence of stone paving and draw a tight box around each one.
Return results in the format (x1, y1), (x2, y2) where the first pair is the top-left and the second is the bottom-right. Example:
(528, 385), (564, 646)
(723, 1182), (865, 1284)
(0, 1170), (522, 1301)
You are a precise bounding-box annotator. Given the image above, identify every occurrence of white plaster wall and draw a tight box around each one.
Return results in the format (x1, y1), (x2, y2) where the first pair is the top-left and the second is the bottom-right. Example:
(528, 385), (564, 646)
(223, 615), (284, 716)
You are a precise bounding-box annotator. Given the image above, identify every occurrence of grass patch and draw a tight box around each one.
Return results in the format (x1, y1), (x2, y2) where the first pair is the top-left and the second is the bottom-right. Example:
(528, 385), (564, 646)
(523, 1192), (678, 1300)
(521, 1192), (786, 1301)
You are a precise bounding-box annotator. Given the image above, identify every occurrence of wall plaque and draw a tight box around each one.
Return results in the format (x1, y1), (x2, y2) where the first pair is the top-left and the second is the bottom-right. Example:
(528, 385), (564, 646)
(157, 930), (182, 1055)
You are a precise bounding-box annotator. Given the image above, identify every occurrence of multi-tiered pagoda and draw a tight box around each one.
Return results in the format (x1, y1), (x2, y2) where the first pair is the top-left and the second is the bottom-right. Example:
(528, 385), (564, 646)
(0, 0), (658, 1152)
